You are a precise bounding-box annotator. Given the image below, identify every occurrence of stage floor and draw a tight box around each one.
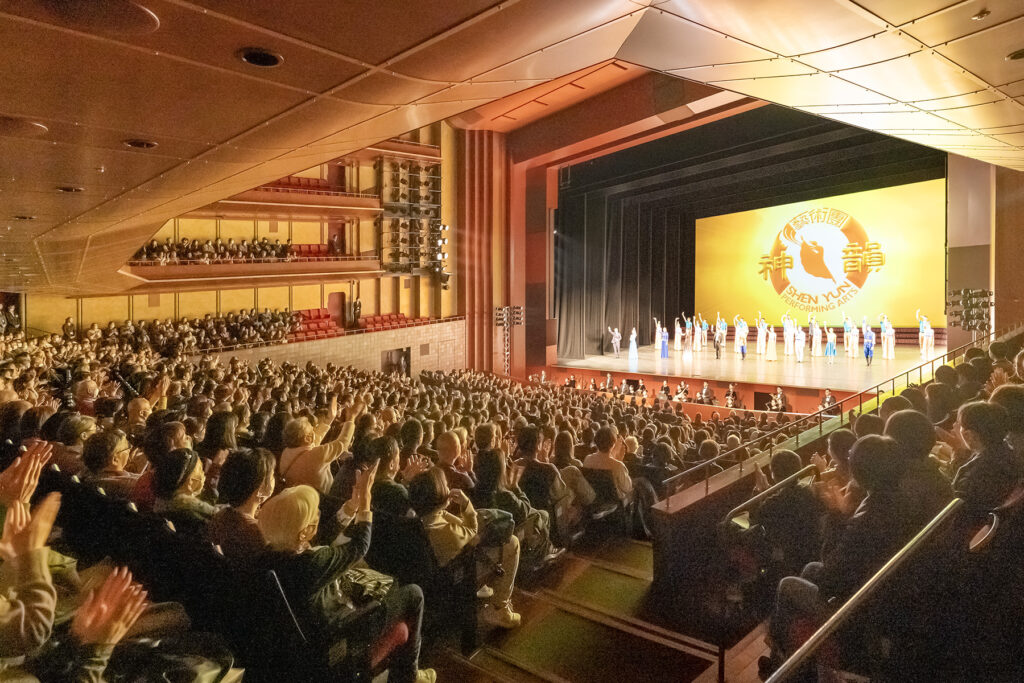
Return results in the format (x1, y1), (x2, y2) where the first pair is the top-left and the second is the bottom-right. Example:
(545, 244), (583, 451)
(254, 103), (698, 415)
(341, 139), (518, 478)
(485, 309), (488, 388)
(555, 342), (946, 393)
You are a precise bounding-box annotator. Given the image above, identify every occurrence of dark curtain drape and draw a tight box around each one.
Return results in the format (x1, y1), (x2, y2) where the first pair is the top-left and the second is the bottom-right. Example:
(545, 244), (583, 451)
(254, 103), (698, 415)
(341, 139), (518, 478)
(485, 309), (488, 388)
(555, 192), (694, 359)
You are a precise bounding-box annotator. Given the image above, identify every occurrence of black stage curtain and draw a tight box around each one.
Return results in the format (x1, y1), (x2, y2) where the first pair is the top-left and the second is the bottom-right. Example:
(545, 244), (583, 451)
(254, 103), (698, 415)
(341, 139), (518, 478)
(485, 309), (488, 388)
(556, 193), (693, 358)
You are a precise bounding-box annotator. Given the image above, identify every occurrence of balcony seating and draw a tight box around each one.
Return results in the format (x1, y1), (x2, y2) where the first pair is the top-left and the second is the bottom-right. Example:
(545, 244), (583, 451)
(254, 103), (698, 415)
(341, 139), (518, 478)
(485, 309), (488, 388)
(357, 313), (430, 332)
(287, 309), (434, 342)
(268, 176), (333, 191)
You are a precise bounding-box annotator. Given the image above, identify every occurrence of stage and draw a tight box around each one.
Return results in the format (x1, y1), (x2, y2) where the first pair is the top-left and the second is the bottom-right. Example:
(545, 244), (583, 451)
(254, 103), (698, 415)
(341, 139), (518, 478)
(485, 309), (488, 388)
(555, 341), (945, 394)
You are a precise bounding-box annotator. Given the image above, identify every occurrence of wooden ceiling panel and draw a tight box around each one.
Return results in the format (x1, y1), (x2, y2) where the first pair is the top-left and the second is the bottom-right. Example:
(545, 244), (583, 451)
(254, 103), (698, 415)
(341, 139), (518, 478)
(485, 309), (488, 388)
(389, 0), (636, 82)
(899, 0), (1024, 47)
(617, 9), (771, 71)
(659, 0), (884, 56)
(0, 17), (308, 141)
(194, 0), (502, 64)
(935, 17), (1024, 87)
(670, 58), (815, 82)
(712, 73), (895, 107)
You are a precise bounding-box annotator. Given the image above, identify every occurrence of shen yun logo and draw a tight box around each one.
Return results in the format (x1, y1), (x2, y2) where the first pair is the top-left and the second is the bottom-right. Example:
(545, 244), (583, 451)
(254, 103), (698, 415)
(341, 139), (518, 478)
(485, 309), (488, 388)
(758, 208), (885, 313)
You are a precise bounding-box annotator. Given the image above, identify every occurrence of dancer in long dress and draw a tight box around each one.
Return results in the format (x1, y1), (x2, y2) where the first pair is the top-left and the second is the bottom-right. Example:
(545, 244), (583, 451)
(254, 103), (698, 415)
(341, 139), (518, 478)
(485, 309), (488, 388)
(878, 314), (894, 360)
(661, 327), (670, 359)
(628, 327), (639, 366)
(862, 319), (875, 366)
(693, 314), (702, 352)
(794, 325), (806, 363)
(825, 327), (837, 365)
(848, 319), (860, 358)
(732, 315), (744, 355)
(673, 317), (682, 352)
(607, 326), (622, 358)
(653, 317), (662, 356)
(701, 315), (709, 349)
(756, 312), (767, 355)
(765, 325), (778, 361)
(736, 317), (749, 360)
(809, 315), (822, 357)
(916, 309), (934, 358)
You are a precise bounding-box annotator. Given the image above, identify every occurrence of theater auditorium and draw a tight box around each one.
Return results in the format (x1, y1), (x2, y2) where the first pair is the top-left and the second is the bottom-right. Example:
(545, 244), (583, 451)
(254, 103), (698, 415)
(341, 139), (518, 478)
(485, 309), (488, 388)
(1, 2), (1023, 681)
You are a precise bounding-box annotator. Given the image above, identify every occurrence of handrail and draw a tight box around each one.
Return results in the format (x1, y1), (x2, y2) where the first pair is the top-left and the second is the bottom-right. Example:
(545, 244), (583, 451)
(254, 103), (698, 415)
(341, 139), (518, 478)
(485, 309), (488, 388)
(765, 498), (965, 683)
(660, 321), (1024, 501)
(721, 464), (820, 527)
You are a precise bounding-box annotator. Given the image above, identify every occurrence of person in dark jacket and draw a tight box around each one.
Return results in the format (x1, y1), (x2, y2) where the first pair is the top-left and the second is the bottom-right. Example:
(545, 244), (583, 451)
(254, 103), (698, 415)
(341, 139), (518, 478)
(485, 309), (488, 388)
(764, 435), (915, 673)
(258, 467), (435, 683)
(952, 401), (1024, 518)
(752, 450), (825, 577)
(884, 409), (954, 531)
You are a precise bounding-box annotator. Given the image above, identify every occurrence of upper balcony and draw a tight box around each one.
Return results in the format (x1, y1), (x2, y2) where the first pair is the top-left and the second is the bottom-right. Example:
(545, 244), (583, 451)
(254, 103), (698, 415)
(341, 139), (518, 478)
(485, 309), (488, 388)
(187, 182), (381, 221)
(119, 252), (382, 293)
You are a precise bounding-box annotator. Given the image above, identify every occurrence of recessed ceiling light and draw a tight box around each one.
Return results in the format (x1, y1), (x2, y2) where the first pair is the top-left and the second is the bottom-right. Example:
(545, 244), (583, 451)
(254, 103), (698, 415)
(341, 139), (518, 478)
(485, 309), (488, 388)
(1007, 48), (1024, 61)
(123, 138), (158, 149)
(12, 215), (35, 221)
(56, 185), (84, 193)
(237, 47), (284, 68)
(0, 116), (48, 138)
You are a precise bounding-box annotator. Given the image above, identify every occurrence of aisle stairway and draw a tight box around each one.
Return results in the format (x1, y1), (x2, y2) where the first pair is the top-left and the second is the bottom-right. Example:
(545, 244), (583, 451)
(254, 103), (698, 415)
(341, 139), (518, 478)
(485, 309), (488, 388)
(428, 535), (732, 683)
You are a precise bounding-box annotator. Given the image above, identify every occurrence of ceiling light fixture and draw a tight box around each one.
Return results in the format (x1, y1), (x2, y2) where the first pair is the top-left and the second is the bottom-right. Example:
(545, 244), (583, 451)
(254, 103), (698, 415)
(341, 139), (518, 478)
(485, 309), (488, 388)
(12, 215), (35, 221)
(971, 9), (991, 21)
(123, 138), (158, 149)
(56, 185), (84, 193)
(30, 0), (160, 36)
(1007, 48), (1024, 61)
(237, 47), (284, 68)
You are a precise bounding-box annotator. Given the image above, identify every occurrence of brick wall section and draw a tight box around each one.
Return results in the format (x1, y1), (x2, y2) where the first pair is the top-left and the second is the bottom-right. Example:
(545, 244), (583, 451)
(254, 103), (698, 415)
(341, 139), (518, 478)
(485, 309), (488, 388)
(208, 319), (466, 374)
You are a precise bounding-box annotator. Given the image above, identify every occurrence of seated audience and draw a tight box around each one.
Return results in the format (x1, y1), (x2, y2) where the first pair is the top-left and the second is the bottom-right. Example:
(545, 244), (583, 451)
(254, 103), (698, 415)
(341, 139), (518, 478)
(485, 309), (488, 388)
(207, 447), (276, 560)
(951, 401), (1024, 516)
(258, 470), (435, 683)
(81, 429), (139, 498)
(408, 467), (522, 629)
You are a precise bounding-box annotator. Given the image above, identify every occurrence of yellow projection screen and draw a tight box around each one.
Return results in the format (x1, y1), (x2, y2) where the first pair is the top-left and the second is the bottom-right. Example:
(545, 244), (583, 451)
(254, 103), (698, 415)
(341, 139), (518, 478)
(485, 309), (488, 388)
(694, 179), (946, 328)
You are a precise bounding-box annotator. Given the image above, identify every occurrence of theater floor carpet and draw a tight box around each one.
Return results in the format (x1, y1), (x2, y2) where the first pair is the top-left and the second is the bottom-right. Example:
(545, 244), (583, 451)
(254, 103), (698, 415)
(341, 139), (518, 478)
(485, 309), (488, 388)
(430, 535), (721, 682)
(556, 341), (946, 393)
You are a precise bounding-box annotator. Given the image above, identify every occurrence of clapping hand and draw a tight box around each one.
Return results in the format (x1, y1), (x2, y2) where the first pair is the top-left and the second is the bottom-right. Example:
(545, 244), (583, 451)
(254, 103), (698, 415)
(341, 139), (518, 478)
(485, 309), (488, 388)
(351, 460), (378, 512)
(0, 492), (61, 561)
(0, 442), (53, 506)
(810, 452), (829, 474)
(71, 567), (148, 646)
(401, 454), (430, 483)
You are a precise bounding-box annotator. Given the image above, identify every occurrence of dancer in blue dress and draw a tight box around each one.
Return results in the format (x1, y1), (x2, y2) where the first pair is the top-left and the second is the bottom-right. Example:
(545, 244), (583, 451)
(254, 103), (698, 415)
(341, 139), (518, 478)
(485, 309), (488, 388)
(661, 328), (669, 359)
(628, 327), (639, 368)
(825, 326), (837, 365)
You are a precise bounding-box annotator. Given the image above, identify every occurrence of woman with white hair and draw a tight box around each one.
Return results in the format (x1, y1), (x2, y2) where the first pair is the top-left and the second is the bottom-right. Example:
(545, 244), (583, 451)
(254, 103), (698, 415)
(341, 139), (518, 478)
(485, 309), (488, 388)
(258, 466), (435, 683)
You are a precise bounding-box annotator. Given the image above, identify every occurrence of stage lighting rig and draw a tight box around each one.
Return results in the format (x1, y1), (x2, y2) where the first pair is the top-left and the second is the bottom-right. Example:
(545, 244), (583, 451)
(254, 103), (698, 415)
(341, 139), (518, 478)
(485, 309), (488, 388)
(494, 305), (525, 376)
(946, 287), (992, 334)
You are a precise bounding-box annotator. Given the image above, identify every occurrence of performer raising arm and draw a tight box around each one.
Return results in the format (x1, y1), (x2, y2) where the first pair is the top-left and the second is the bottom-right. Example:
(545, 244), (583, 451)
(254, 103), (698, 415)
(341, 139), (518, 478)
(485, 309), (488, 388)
(607, 326), (622, 358)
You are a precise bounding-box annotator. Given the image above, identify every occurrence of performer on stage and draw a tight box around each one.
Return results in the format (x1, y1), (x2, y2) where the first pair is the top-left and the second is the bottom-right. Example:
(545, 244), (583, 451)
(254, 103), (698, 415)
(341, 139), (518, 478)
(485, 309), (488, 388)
(673, 317), (682, 352)
(794, 325), (806, 363)
(701, 315), (709, 350)
(825, 326), (837, 365)
(782, 312), (795, 356)
(607, 326), (622, 358)
(683, 316), (694, 358)
(661, 327), (670, 359)
(714, 323), (726, 360)
(916, 309), (934, 358)
(735, 316), (749, 360)
(756, 312), (767, 356)
(628, 327), (639, 365)
(809, 315), (822, 357)
(849, 319), (860, 358)
(765, 325), (778, 361)
(863, 319), (875, 366)
(691, 315), (701, 352)
(842, 313), (852, 354)
(653, 317), (662, 355)
(883, 315), (895, 359)
(732, 315), (745, 355)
